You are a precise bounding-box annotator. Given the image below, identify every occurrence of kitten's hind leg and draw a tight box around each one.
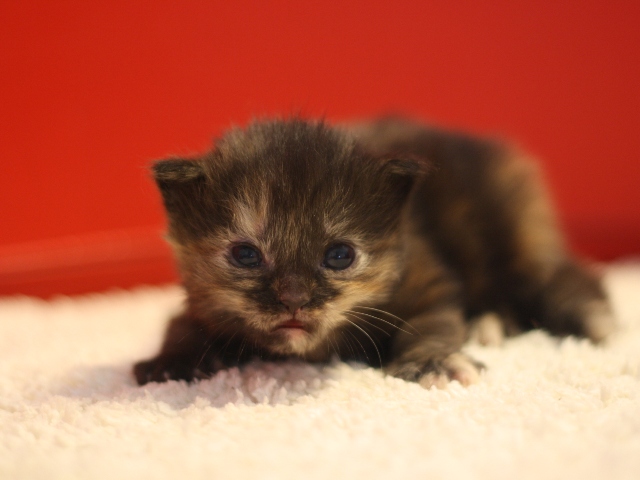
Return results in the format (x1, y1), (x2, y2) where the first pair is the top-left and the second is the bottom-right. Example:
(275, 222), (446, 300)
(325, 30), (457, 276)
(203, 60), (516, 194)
(385, 308), (483, 388)
(467, 311), (524, 346)
(467, 312), (506, 346)
(491, 152), (615, 342)
(535, 261), (615, 342)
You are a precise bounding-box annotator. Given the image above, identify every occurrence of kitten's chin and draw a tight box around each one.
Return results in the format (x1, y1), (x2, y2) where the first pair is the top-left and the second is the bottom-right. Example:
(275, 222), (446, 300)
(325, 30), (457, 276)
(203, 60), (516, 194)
(262, 317), (328, 356)
(248, 309), (339, 357)
(268, 327), (314, 355)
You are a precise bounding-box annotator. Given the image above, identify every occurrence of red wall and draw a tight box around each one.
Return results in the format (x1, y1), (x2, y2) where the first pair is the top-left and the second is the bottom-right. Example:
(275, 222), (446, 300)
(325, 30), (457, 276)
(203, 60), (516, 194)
(1, 1), (639, 296)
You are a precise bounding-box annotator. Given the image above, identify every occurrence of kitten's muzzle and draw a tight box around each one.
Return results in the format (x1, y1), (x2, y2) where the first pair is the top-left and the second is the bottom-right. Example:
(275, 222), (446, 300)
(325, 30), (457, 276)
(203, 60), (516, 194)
(277, 285), (311, 314)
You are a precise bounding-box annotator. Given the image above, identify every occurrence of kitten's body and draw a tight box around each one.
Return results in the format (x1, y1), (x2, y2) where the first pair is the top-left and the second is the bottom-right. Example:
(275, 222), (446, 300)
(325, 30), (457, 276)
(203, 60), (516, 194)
(134, 118), (614, 388)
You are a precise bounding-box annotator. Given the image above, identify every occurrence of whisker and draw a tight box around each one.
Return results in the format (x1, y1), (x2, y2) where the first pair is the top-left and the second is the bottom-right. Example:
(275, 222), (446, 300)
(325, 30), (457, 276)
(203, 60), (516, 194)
(345, 329), (369, 363)
(344, 311), (390, 336)
(325, 335), (337, 359)
(343, 318), (383, 367)
(327, 333), (343, 360)
(220, 330), (239, 360)
(177, 324), (209, 345)
(196, 320), (235, 370)
(201, 316), (236, 335)
(341, 333), (357, 360)
(236, 338), (247, 364)
(196, 342), (213, 371)
(177, 331), (193, 344)
(353, 306), (420, 334)
(345, 310), (413, 336)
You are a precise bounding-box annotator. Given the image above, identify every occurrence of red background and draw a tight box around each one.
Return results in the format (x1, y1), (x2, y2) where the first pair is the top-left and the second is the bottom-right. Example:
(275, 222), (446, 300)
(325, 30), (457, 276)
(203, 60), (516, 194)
(1, 1), (639, 297)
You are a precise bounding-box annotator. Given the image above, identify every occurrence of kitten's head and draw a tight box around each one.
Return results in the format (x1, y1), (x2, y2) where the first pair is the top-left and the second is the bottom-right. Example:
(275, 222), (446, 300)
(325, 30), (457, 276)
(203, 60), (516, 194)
(154, 119), (425, 356)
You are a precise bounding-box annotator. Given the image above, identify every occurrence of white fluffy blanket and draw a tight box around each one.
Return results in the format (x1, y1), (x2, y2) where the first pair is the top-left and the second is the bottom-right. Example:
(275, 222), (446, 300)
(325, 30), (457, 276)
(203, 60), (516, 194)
(1, 263), (639, 480)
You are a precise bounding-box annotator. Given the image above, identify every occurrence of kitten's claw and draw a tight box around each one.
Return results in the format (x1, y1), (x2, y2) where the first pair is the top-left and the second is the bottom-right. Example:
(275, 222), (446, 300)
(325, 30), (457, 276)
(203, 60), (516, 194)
(133, 355), (210, 385)
(386, 352), (483, 389)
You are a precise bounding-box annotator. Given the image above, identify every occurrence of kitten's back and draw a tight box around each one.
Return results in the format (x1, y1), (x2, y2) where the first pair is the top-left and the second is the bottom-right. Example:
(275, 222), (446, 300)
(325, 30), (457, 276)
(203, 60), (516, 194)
(349, 118), (611, 339)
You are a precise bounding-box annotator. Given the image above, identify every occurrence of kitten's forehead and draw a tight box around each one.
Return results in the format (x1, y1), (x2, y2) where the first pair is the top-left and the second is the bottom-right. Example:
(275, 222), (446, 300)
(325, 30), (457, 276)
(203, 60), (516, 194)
(216, 120), (360, 190)
(218, 121), (365, 231)
(232, 198), (268, 240)
(200, 119), (414, 247)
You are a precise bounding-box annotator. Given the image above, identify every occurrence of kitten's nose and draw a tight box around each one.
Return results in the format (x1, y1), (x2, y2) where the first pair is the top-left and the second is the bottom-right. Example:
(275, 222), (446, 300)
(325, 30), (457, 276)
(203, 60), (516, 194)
(278, 290), (311, 314)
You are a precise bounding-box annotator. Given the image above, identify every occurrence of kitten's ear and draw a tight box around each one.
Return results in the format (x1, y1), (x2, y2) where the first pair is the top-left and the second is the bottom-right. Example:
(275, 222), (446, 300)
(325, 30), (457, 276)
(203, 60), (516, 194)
(153, 158), (205, 185)
(152, 158), (206, 217)
(380, 156), (430, 197)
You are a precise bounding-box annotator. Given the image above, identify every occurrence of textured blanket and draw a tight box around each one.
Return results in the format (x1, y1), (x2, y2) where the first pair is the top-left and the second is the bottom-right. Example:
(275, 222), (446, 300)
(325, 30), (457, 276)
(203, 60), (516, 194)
(1, 263), (639, 480)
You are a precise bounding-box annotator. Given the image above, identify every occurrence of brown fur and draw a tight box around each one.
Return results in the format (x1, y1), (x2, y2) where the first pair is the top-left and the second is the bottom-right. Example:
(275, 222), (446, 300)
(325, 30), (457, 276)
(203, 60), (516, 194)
(133, 117), (614, 387)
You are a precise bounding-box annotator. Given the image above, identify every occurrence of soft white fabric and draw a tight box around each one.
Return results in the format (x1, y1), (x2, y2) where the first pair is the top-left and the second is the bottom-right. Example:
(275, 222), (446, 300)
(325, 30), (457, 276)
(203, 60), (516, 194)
(1, 263), (639, 480)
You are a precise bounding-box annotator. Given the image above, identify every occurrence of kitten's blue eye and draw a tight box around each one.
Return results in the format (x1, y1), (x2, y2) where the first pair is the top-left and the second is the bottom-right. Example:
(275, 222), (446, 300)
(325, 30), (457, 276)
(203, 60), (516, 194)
(231, 244), (262, 267)
(323, 244), (355, 270)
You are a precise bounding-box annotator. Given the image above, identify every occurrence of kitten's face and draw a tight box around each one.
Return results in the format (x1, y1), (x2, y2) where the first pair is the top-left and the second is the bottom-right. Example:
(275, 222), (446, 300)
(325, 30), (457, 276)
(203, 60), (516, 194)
(155, 120), (422, 355)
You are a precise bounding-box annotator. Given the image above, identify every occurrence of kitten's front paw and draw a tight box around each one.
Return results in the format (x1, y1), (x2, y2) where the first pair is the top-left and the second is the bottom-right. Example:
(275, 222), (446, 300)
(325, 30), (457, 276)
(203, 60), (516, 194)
(386, 352), (483, 389)
(133, 355), (211, 385)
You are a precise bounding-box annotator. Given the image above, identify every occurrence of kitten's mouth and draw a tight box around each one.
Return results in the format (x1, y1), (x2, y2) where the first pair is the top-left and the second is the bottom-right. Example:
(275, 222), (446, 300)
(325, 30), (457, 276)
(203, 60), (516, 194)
(268, 316), (323, 354)
(275, 319), (307, 331)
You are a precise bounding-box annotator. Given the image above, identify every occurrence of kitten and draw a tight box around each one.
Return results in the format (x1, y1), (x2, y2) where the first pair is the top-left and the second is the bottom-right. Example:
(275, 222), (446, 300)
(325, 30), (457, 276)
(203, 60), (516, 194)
(133, 117), (614, 388)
